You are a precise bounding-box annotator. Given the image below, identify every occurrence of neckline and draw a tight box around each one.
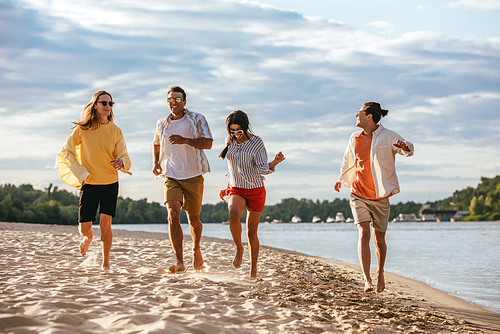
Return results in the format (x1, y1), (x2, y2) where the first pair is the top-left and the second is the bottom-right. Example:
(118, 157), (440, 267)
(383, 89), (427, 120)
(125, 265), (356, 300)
(235, 134), (254, 144)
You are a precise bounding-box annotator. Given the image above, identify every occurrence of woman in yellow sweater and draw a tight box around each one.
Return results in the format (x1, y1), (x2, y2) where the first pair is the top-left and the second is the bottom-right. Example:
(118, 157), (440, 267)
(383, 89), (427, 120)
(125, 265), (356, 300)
(56, 90), (131, 270)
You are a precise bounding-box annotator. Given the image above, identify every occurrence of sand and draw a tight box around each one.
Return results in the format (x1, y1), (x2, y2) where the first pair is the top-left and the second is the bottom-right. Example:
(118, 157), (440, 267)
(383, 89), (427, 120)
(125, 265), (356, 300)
(0, 222), (499, 334)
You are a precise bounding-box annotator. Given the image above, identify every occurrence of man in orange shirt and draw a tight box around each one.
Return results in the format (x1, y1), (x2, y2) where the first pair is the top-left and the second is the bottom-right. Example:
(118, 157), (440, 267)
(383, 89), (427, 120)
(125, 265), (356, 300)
(335, 102), (414, 293)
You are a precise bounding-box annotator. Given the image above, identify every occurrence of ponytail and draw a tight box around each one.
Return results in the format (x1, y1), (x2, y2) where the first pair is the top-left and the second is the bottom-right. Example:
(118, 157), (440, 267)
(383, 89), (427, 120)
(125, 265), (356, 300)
(219, 137), (233, 159)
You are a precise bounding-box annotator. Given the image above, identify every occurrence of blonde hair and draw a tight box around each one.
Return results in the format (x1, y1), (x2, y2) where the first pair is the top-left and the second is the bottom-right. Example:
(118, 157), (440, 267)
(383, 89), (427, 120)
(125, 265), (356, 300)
(72, 90), (115, 130)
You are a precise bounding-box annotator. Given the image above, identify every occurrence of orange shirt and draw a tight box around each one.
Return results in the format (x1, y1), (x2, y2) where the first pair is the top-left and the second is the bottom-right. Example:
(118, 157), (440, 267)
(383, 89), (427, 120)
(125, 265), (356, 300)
(351, 134), (378, 199)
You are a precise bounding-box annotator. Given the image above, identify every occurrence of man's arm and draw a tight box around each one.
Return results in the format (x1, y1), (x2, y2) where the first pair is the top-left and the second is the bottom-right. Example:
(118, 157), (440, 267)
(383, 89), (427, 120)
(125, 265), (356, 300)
(393, 139), (414, 156)
(168, 135), (213, 150)
(153, 144), (162, 176)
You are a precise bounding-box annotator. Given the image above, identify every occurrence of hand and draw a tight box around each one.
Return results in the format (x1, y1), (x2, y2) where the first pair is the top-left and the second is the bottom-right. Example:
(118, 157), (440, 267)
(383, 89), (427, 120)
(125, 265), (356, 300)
(274, 151), (285, 164)
(219, 189), (227, 202)
(152, 162), (163, 176)
(111, 158), (124, 170)
(270, 151), (285, 170)
(169, 134), (187, 145)
(334, 181), (341, 192)
(393, 140), (409, 151)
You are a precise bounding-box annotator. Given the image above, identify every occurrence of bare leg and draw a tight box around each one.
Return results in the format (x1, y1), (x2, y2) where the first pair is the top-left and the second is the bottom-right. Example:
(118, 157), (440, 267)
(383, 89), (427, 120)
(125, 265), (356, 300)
(99, 214), (113, 270)
(246, 209), (262, 278)
(79, 222), (94, 257)
(357, 222), (374, 292)
(228, 195), (246, 269)
(166, 201), (186, 273)
(373, 228), (387, 293)
(187, 213), (205, 271)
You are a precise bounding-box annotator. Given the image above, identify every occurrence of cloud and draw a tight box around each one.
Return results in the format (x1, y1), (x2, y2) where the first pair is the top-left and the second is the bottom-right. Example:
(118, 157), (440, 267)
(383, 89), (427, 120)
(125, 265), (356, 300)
(366, 20), (395, 34)
(449, 0), (500, 10)
(0, 0), (499, 205)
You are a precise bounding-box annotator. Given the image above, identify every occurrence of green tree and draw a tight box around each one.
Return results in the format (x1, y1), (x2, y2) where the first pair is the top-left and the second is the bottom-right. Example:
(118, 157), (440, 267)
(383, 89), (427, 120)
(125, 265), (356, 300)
(469, 195), (485, 216)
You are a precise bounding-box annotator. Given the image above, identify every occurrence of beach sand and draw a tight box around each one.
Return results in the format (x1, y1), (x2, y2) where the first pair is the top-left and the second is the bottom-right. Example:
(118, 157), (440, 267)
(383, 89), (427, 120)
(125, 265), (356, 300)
(1, 222), (499, 333)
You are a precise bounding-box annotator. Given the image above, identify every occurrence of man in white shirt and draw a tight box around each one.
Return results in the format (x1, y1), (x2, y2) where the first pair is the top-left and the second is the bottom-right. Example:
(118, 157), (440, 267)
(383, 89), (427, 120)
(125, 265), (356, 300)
(153, 86), (213, 273)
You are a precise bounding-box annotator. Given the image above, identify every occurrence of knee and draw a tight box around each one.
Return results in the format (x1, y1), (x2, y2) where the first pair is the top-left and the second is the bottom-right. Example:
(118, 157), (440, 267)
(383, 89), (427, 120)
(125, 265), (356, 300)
(167, 208), (180, 223)
(228, 206), (243, 221)
(246, 227), (258, 240)
(228, 206), (238, 218)
(188, 216), (202, 230)
(101, 228), (112, 241)
(99, 218), (112, 238)
(374, 236), (387, 249)
(79, 223), (92, 236)
(359, 230), (371, 242)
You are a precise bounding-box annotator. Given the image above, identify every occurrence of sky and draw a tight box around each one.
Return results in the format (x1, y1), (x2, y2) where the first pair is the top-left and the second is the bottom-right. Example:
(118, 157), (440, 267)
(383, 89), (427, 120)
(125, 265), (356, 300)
(0, 0), (499, 210)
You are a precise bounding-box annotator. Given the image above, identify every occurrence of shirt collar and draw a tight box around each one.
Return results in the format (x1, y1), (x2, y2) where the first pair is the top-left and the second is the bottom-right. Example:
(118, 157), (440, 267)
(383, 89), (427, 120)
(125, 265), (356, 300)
(166, 108), (190, 124)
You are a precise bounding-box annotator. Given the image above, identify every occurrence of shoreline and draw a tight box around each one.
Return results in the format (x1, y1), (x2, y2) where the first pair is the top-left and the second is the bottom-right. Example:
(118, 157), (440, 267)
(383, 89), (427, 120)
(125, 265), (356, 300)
(1, 222), (499, 333)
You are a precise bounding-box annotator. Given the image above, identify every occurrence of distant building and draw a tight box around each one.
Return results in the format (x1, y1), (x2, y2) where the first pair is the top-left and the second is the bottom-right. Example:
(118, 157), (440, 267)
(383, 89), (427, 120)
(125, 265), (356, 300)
(392, 213), (419, 222)
(418, 204), (470, 222)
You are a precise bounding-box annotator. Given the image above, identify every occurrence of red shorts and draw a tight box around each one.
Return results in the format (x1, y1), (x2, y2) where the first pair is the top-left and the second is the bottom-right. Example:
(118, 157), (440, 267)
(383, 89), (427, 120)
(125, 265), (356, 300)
(227, 186), (266, 212)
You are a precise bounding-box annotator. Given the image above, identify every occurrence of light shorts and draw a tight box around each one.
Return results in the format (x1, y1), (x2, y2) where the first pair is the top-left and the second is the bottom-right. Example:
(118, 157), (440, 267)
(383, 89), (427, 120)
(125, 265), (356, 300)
(350, 193), (390, 232)
(164, 175), (204, 216)
(79, 182), (119, 223)
(227, 186), (266, 212)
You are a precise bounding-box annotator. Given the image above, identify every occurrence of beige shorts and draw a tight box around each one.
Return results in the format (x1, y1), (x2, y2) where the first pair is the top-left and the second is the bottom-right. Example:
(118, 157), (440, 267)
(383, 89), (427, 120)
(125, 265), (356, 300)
(164, 175), (204, 216)
(350, 193), (390, 232)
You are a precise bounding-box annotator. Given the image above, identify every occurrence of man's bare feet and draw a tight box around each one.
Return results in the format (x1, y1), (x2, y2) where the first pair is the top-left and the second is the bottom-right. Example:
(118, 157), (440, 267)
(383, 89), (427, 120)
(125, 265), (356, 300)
(169, 264), (186, 274)
(193, 248), (205, 271)
(232, 247), (244, 269)
(79, 230), (94, 256)
(376, 273), (385, 293)
(364, 281), (375, 292)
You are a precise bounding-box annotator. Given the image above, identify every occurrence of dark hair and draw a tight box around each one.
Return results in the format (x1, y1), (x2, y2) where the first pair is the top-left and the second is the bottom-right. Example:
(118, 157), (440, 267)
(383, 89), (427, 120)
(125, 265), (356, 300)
(363, 102), (388, 124)
(219, 110), (252, 159)
(167, 86), (186, 101)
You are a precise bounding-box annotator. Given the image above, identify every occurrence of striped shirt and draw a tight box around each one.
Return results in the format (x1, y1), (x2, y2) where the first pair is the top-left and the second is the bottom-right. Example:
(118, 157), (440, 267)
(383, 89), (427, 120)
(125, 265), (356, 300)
(153, 109), (212, 180)
(225, 135), (274, 189)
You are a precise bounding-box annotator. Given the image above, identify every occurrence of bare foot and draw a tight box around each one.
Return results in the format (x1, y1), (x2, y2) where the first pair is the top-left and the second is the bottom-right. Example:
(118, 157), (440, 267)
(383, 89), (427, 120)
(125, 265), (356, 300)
(364, 281), (374, 292)
(79, 230), (94, 256)
(193, 248), (205, 271)
(101, 265), (111, 271)
(232, 247), (244, 269)
(376, 273), (385, 293)
(249, 270), (257, 278)
(169, 264), (186, 274)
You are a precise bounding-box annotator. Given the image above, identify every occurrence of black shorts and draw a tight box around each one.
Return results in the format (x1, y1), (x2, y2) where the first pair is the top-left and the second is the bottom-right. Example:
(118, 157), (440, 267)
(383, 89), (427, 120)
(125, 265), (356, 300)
(79, 182), (119, 223)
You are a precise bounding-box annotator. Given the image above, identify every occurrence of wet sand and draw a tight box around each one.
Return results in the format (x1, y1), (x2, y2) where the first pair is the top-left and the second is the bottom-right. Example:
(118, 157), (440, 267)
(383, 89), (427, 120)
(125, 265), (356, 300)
(1, 222), (499, 333)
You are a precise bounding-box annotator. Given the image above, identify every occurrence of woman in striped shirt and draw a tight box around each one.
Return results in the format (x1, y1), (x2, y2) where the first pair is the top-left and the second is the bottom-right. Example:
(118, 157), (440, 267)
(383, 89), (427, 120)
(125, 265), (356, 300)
(219, 110), (285, 278)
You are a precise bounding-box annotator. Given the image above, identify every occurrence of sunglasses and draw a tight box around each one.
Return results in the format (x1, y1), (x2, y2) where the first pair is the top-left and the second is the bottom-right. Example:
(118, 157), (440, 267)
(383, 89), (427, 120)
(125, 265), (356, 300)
(167, 97), (184, 103)
(96, 101), (114, 107)
(230, 129), (244, 135)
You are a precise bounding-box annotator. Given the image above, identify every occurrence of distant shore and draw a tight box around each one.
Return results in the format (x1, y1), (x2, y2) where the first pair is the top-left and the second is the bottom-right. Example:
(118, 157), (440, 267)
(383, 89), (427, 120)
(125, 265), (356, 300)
(1, 222), (499, 333)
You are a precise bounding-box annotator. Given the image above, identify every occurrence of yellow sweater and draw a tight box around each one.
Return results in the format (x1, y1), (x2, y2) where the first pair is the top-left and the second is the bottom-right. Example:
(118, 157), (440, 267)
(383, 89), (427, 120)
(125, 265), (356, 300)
(56, 123), (132, 189)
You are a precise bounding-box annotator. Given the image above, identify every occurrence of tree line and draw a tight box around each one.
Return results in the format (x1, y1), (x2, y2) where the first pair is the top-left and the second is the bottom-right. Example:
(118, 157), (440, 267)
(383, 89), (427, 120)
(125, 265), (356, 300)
(0, 175), (498, 225)
(427, 175), (500, 221)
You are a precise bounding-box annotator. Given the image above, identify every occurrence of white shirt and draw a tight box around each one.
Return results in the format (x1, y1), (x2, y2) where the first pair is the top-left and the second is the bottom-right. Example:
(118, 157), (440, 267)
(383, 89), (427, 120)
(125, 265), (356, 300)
(153, 110), (212, 180)
(337, 124), (414, 198)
